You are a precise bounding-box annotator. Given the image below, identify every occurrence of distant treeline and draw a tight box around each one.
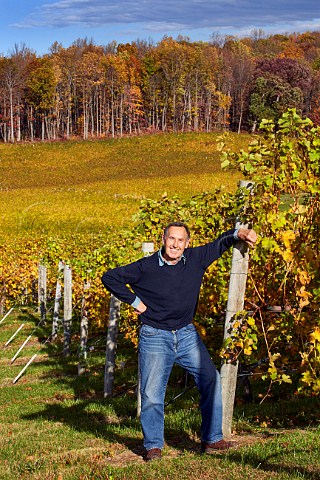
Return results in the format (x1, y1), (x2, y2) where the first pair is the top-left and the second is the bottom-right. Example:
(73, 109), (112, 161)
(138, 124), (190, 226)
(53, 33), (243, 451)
(1, 30), (320, 142)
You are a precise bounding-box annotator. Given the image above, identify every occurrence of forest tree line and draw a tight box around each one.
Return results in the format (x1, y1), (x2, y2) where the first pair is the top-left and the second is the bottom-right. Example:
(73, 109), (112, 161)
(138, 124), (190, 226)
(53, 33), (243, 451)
(1, 30), (320, 142)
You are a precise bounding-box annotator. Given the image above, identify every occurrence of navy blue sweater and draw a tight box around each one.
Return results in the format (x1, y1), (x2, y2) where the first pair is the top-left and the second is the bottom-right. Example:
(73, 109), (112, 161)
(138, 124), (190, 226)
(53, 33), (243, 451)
(101, 228), (237, 331)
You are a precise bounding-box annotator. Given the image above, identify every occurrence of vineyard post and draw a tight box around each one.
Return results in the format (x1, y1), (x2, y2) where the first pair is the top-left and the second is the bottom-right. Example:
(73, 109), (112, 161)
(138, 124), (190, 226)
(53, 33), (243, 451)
(52, 261), (64, 341)
(137, 241), (155, 417)
(104, 294), (121, 397)
(220, 180), (253, 439)
(78, 281), (90, 376)
(0, 282), (6, 317)
(38, 263), (47, 324)
(63, 264), (72, 357)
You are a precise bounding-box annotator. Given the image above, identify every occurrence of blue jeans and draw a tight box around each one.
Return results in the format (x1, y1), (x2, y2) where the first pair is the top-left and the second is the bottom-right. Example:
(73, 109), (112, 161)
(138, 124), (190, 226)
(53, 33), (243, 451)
(138, 323), (223, 450)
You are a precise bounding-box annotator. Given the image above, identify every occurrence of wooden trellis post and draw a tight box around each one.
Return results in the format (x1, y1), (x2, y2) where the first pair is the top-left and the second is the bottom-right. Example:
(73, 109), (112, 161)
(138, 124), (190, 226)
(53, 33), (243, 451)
(52, 261), (64, 341)
(103, 241), (154, 406)
(220, 180), (254, 439)
(38, 263), (47, 324)
(63, 264), (72, 357)
(136, 241), (155, 417)
(0, 282), (6, 317)
(104, 294), (121, 397)
(78, 281), (90, 376)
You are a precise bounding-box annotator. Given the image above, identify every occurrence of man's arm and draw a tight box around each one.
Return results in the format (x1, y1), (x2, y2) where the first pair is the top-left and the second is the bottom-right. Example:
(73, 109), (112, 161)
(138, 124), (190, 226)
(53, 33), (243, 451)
(101, 262), (141, 306)
(102, 261), (148, 314)
(193, 227), (257, 269)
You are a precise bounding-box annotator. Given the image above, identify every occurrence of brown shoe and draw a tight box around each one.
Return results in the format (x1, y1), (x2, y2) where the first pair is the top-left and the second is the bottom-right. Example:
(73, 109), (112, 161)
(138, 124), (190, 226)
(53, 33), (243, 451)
(144, 448), (162, 462)
(201, 439), (236, 454)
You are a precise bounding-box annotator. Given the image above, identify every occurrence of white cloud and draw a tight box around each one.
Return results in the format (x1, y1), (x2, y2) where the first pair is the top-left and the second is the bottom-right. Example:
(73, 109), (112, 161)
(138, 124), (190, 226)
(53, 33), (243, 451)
(12, 0), (320, 35)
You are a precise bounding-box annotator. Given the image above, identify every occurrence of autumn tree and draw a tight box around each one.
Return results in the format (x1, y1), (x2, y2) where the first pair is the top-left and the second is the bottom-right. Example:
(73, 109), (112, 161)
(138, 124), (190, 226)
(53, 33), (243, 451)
(101, 52), (127, 137)
(2, 31), (320, 140)
(140, 47), (162, 130)
(24, 57), (57, 141)
(76, 50), (104, 139)
(0, 45), (35, 141)
(0, 57), (18, 142)
(117, 43), (143, 134)
(155, 37), (189, 131)
(222, 39), (255, 132)
(181, 42), (221, 132)
(249, 57), (312, 129)
(249, 74), (304, 128)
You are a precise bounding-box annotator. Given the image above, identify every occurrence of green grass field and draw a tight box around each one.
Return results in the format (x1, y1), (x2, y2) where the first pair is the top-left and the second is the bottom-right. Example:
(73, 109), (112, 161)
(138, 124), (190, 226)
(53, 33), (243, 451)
(0, 309), (319, 479)
(0, 132), (246, 239)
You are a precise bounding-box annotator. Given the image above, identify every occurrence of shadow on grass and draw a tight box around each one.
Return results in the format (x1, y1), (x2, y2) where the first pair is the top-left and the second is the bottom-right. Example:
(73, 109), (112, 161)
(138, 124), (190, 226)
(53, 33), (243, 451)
(21, 394), (320, 478)
(228, 443), (320, 480)
(21, 393), (198, 459)
(22, 397), (142, 456)
(19, 321), (199, 458)
(16, 309), (320, 474)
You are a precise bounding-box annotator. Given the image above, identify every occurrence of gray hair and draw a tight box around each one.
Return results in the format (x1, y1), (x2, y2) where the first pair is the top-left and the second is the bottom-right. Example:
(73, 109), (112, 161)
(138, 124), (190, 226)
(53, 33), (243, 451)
(163, 222), (190, 240)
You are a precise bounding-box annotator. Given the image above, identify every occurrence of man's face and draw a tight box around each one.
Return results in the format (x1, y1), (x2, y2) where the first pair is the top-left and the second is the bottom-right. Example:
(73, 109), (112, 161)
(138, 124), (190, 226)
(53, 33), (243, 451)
(162, 226), (190, 263)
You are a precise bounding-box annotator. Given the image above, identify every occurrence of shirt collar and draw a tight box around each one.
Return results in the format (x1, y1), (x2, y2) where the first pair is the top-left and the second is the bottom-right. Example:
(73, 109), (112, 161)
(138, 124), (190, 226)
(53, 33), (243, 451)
(158, 248), (186, 266)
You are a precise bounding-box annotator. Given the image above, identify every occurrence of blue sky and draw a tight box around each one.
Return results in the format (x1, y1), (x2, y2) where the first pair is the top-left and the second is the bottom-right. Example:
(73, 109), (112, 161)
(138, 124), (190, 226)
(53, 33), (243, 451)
(1, 0), (320, 55)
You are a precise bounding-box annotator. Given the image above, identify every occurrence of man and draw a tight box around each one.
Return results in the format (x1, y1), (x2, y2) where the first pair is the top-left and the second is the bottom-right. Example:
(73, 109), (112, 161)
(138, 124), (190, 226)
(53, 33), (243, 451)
(102, 222), (257, 461)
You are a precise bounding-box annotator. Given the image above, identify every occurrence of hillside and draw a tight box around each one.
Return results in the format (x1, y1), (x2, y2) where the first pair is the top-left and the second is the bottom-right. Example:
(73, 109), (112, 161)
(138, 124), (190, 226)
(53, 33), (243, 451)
(0, 132), (247, 239)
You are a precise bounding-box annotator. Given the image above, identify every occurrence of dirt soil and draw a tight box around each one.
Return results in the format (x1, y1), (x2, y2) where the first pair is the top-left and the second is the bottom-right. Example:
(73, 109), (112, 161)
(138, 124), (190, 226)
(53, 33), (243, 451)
(106, 432), (275, 467)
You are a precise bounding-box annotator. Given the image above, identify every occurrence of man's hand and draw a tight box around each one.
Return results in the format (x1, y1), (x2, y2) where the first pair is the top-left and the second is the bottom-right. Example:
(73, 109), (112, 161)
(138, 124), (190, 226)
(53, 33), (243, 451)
(237, 228), (257, 247)
(134, 300), (147, 314)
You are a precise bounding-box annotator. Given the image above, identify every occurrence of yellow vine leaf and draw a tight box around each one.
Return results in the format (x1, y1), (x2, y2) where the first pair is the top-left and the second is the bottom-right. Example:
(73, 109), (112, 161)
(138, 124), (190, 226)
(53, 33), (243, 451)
(310, 328), (320, 344)
(269, 352), (281, 363)
(296, 268), (311, 285)
(297, 286), (312, 308)
(297, 286), (312, 298)
(299, 298), (310, 308)
(281, 374), (292, 384)
(268, 366), (278, 380)
(301, 370), (313, 385)
(282, 249), (294, 263)
(247, 317), (255, 327)
(194, 322), (207, 338)
(281, 230), (296, 248)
